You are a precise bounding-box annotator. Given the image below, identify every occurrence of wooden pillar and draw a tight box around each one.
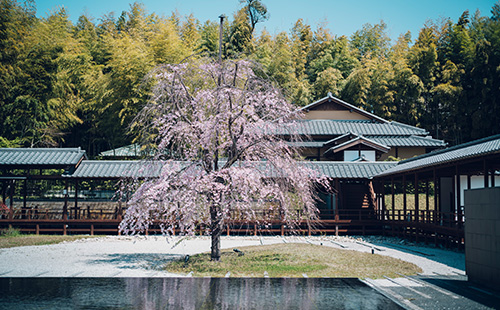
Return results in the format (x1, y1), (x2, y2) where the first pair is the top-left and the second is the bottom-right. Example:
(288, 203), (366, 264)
(8, 180), (14, 220)
(425, 180), (429, 214)
(381, 180), (386, 221)
(467, 174), (471, 190)
(491, 169), (496, 187)
(484, 159), (489, 188)
(403, 175), (407, 220)
(434, 169), (438, 224)
(63, 180), (68, 220)
(391, 177), (395, 221)
(456, 165), (461, 219)
(335, 179), (339, 219)
(23, 178), (27, 210)
(74, 180), (79, 212)
(414, 173), (419, 223)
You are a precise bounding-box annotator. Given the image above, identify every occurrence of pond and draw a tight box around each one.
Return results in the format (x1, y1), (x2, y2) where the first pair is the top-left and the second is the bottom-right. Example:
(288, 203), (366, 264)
(0, 277), (402, 309)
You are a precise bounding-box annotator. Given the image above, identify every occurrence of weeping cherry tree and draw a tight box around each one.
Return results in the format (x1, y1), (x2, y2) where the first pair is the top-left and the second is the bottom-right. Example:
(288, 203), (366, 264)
(119, 58), (329, 261)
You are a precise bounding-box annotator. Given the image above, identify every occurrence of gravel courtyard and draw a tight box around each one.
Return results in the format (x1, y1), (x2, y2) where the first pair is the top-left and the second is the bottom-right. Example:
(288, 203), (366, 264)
(0, 235), (465, 278)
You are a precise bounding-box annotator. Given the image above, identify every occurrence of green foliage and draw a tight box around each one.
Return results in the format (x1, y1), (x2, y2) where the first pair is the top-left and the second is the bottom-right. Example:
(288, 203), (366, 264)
(1, 0), (499, 154)
(0, 227), (21, 237)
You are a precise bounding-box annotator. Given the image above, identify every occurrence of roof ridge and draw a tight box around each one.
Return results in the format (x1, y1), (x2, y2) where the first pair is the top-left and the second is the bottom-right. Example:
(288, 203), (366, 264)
(410, 134), (447, 144)
(389, 121), (428, 133)
(298, 94), (389, 123)
(0, 147), (83, 152)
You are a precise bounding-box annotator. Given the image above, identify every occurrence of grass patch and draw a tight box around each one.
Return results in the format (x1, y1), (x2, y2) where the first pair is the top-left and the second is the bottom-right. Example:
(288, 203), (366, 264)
(0, 230), (94, 249)
(164, 243), (422, 278)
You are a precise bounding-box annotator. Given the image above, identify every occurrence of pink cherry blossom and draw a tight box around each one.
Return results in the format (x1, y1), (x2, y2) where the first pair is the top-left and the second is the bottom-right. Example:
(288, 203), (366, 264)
(120, 58), (330, 261)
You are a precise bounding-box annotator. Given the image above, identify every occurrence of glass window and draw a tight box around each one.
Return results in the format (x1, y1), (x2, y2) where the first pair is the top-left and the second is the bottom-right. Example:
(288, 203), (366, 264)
(361, 150), (376, 161)
(344, 150), (359, 161)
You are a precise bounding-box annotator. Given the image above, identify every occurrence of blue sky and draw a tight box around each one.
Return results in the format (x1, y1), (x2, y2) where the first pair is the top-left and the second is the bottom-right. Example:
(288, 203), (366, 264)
(34, 0), (497, 41)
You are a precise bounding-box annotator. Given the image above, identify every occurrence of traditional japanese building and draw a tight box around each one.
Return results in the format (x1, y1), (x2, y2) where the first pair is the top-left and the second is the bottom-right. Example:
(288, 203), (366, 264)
(291, 93), (446, 161)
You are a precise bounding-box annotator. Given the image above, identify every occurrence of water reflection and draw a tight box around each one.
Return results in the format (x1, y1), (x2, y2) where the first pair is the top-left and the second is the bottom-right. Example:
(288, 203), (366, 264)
(0, 277), (401, 309)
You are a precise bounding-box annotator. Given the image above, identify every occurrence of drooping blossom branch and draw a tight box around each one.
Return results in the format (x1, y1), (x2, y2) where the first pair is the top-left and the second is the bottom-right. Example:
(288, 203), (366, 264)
(120, 58), (330, 260)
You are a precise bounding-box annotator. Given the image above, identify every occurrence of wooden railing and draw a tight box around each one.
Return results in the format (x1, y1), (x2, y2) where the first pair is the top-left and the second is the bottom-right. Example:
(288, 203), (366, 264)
(0, 206), (464, 249)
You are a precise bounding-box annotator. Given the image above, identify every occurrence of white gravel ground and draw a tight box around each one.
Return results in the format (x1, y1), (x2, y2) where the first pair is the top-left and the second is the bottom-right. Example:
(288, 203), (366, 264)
(0, 235), (465, 278)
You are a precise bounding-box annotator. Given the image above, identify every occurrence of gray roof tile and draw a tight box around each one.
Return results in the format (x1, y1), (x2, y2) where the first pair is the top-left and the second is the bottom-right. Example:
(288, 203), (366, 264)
(68, 160), (163, 178)
(376, 134), (500, 177)
(0, 148), (86, 167)
(307, 161), (397, 179)
(368, 135), (446, 147)
(287, 120), (428, 136)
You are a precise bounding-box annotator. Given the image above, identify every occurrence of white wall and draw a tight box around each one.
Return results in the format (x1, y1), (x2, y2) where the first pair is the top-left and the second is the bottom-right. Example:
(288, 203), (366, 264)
(459, 175), (500, 207)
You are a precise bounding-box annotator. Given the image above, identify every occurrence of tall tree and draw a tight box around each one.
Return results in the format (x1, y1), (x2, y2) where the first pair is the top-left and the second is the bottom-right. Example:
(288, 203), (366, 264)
(350, 21), (391, 59)
(120, 59), (329, 261)
(240, 0), (268, 33)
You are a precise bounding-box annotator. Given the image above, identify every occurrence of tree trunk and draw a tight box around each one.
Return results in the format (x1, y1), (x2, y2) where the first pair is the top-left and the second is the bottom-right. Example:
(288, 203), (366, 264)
(210, 205), (222, 261)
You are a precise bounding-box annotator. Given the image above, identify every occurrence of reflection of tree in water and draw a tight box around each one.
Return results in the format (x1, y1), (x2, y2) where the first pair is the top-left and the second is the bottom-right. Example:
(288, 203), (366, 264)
(123, 278), (326, 310)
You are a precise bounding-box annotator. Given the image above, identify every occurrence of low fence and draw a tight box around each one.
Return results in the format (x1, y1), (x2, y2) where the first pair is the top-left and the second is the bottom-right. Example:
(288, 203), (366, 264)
(0, 209), (383, 237)
(380, 210), (464, 249)
(0, 207), (464, 248)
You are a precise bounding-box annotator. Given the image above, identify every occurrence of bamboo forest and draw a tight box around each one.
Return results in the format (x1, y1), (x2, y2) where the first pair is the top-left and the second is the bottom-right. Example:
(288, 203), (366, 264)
(1, 0), (500, 157)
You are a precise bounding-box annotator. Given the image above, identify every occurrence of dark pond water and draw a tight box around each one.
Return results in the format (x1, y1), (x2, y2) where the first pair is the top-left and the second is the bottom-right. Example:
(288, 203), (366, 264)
(0, 277), (402, 309)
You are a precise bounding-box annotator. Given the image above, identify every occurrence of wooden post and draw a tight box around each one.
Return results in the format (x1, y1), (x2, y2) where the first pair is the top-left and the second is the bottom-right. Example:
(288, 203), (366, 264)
(414, 173), (419, 223)
(90, 224), (94, 236)
(8, 180), (14, 220)
(484, 159), (489, 188)
(63, 224), (67, 236)
(403, 175), (407, 220)
(456, 165), (461, 225)
(391, 177), (395, 221)
(381, 180), (386, 221)
(434, 169), (439, 224)
(36, 224), (40, 235)
(425, 179), (429, 222)
(63, 180), (68, 220)
(23, 178), (27, 210)
(335, 179), (339, 220)
(74, 180), (78, 215)
(491, 169), (496, 187)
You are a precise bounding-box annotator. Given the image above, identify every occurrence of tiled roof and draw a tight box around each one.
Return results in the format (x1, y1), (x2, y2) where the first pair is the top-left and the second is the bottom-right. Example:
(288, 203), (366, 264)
(99, 144), (142, 157)
(67, 160), (163, 178)
(0, 148), (86, 168)
(307, 161), (398, 179)
(368, 135), (446, 147)
(299, 93), (389, 123)
(325, 136), (390, 154)
(287, 141), (325, 148)
(376, 134), (500, 177)
(68, 159), (397, 180)
(287, 120), (428, 136)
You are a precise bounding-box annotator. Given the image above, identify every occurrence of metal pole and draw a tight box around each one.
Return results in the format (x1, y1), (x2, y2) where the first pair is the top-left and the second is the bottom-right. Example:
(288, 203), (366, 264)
(218, 14), (225, 62)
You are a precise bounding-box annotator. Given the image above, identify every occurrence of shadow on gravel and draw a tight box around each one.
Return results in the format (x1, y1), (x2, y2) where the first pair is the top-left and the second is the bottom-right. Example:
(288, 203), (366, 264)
(90, 253), (182, 269)
(419, 276), (500, 309)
